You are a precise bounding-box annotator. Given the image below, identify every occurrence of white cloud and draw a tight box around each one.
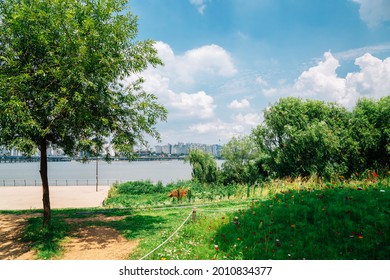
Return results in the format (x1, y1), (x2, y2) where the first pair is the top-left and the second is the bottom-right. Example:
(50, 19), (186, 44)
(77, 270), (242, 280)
(255, 76), (269, 87)
(293, 52), (347, 102)
(168, 90), (216, 119)
(287, 52), (390, 107)
(346, 53), (390, 98)
(190, 0), (208, 14)
(132, 41), (238, 121)
(233, 113), (263, 126)
(228, 99), (250, 109)
(178, 45), (237, 83)
(189, 120), (246, 139)
(153, 42), (237, 85)
(189, 112), (263, 143)
(352, 0), (390, 27)
(334, 43), (390, 61)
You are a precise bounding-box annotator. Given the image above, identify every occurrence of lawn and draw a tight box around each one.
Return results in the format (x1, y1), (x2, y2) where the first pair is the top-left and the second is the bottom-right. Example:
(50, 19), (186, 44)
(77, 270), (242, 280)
(1, 177), (389, 260)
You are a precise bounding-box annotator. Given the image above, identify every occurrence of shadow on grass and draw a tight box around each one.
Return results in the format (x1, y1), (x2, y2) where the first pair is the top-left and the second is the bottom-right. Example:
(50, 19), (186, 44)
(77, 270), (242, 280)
(19, 208), (169, 259)
(21, 216), (69, 260)
(215, 186), (390, 260)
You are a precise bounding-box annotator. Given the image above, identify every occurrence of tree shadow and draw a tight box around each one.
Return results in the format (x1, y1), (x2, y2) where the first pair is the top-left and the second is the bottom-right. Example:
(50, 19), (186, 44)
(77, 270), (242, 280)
(0, 215), (33, 260)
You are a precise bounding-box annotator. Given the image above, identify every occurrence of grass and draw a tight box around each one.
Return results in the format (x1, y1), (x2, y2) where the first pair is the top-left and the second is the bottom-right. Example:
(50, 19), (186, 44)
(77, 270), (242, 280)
(2, 176), (389, 260)
(21, 216), (69, 260)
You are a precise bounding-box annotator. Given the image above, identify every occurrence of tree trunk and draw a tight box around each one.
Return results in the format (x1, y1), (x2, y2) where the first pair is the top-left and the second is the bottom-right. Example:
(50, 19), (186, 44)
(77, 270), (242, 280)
(39, 138), (51, 227)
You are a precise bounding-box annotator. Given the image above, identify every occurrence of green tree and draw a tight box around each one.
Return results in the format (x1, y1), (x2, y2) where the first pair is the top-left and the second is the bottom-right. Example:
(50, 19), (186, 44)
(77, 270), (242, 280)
(185, 149), (218, 184)
(0, 0), (167, 226)
(254, 97), (351, 179)
(221, 135), (263, 184)
(349, 96), (390, 172)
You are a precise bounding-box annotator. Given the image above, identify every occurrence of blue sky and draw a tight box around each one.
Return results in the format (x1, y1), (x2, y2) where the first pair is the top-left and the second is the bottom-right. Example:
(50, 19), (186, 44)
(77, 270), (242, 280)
(127, 0), (390, 146)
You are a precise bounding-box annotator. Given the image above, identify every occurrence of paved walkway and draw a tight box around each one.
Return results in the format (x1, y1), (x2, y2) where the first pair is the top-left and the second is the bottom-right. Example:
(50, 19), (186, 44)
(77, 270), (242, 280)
(0, 185), (111, 210)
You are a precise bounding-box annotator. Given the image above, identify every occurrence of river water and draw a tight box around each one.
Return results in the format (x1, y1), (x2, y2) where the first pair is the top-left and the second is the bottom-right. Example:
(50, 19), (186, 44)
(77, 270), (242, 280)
(0, 160), (195, 186)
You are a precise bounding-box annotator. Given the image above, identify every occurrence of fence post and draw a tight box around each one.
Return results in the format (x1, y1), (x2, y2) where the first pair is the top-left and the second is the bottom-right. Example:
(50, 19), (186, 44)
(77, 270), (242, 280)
(192, 207), (197, 222)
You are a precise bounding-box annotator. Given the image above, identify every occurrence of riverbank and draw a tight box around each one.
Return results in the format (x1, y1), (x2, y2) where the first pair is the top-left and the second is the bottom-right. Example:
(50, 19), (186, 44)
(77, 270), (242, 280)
(0, 185), (110, 210)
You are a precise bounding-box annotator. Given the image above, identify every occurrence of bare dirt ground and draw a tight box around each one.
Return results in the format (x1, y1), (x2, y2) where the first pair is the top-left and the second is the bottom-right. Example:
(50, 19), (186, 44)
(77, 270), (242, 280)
(0, 214), (139, 260)
(0, 186), (140, 260)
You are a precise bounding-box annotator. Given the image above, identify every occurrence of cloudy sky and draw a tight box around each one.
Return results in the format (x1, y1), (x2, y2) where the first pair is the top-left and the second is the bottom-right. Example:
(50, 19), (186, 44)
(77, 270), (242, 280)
(128, 0), (390, 146)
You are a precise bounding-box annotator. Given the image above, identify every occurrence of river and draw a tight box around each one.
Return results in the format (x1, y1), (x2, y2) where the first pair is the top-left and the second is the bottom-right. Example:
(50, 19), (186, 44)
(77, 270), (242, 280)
(0, 160), (197, 186)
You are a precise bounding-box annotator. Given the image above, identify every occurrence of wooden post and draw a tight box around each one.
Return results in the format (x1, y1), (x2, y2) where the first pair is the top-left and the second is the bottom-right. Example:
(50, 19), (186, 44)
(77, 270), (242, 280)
(96, 157), (99, 192)
(192, 207), (197, 222)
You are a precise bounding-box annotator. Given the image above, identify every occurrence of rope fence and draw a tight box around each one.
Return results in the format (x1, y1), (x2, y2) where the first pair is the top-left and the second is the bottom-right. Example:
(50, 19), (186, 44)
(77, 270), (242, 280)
(139, 205), (247, 260)
(140, 208), (195, 260)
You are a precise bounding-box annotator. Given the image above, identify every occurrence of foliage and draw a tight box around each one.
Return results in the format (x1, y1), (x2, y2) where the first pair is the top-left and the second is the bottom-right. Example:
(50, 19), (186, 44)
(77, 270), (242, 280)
(185, 149), (219, 184)
(220, 135), (264, 185)
(251, 96), (389, 181)
(348, 96), (390, 173)
(116, 180), (165, 195)
(0, 0), (167, 225)
(0, 0), (166, 157)
(253, 98), (349, 179)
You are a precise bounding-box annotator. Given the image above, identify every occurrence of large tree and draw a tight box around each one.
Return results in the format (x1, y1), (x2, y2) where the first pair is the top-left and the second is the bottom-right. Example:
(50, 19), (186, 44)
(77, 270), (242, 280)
(254, 97), (351, 179)
(0, 0), (167, 226)
(220, 135), (263, 185)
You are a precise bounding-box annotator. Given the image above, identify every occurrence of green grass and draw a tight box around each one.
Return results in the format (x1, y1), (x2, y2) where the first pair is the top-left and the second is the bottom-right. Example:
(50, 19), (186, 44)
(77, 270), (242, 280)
(3, 178), (389, 260)
(21, 216), (69, 260)
(126, 179), (390, 260)
(215, 186), (389, 260)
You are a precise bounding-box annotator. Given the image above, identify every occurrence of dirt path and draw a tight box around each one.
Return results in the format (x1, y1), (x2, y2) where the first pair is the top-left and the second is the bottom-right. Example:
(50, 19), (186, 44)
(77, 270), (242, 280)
(0, 214), (38, 260)
(0, 214), (139, 260)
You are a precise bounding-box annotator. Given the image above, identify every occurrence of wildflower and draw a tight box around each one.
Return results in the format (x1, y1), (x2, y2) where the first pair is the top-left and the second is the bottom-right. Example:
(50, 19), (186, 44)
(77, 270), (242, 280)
(277, 199), (281, 203)
(291, 224), (295, 228)
(358, 235), (363, 239)
(380, 190), (385, 193)
(214, 244), (219, 251)
(237, 237), (241, 241)
(161, 258), (167, 260)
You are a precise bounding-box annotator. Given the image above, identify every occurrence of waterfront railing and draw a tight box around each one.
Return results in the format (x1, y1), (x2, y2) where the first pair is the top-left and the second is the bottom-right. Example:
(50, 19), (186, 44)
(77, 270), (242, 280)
(1, 179), (123, 187)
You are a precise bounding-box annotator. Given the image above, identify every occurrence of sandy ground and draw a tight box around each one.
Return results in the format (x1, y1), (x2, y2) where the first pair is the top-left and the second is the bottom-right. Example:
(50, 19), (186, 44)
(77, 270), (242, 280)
(0, 185), (140, 260)
(0, 214), (139, 260)
(0, 185), (110, 210)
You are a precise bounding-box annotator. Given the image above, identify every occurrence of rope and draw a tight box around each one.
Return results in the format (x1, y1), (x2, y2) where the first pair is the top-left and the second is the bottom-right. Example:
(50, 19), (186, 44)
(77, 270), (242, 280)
(139, 210), (193, 260)
(199, 207), (244, 212)
(139, 204), (252, 259)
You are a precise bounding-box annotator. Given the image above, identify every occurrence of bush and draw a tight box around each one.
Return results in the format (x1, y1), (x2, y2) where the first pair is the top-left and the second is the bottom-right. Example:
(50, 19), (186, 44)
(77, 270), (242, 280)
(116, 180), (165, 195)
